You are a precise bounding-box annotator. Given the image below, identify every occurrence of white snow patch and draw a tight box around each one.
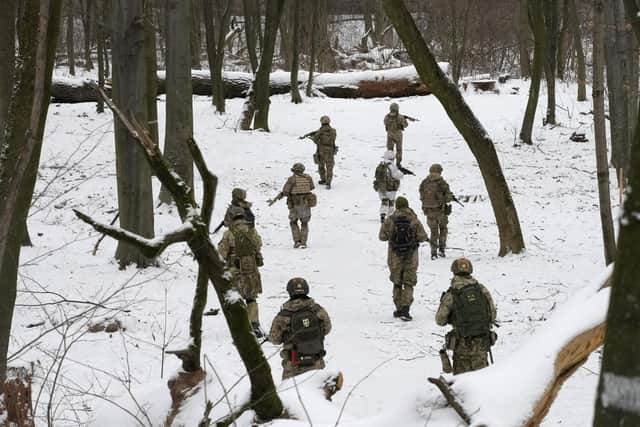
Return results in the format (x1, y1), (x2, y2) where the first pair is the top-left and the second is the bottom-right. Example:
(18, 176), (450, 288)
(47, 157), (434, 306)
(601, 373), (640, 415)
(224, 289), (243, 304)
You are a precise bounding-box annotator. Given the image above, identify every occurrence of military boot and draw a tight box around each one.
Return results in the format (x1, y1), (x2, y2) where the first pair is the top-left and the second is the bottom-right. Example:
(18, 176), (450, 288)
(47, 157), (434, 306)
(438, 248), (446, 258)
(399, 306), (413, 321)
(251, 322), (265, 338)
(431, 251), (438, 260)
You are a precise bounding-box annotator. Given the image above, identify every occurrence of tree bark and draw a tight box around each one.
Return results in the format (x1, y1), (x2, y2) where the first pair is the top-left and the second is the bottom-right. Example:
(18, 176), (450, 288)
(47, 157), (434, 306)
(520, 0), (546, 145)
(568, 0), (586, 101)
(0, 0), (62, 385)
(190, 0), (202, 69)
(110, 0), (156, 268)
(592, 0), (616, 266)
(383, 0), (525, 256)
(242, 0), (260, 73)
(96, 0), (104, 113)
(290, 0), (302, 104)
(159, 0), (194, 205)
(144, 0), (158, 145)
(202, 0), (231, 113)
(0, 0), (16, 138)
(360, 0), (375, 50)
(543, 0), (558, 125)
(81, 0), (93, 70)
(252, 0), (285, 131)
(518, 0), (532, 78)
(305, 1), (319, 97)
(66, 0), (76, 75)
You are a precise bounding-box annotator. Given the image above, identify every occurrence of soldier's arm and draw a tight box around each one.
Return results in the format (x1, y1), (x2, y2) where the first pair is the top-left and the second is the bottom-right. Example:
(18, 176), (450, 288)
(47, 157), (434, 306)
(223, 207), (232, 227)
(442, 180), (454, 203)
(252, 229), (263, 251)
(383, 115), (390, 130)
(330, 128), (337, 146)
(218, 233), (231, 260)
(481, 284), (497, 322)
(317, 305), (332, 335)
(400, 116), (408, 128)
(435, 292), (453, 326)
(308, 175), (315, 191)
(281, 176), (294, 196)
(378, 220), (391, 241)
(268, 314), (287, 344)
(415, 218), (429, 243)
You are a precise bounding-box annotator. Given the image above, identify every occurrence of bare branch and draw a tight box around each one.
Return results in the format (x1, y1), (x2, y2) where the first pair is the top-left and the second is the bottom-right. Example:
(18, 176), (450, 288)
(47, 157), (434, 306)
(427, 377), (471, 425)
(186, 137), (217, 227)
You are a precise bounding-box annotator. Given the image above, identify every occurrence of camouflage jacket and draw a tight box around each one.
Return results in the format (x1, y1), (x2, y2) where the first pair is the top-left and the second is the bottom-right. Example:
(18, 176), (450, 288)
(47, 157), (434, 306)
(223, 200), (254, 227)
(419, 173), (453, 209)
(384, 113), (408, 133)
(312, 125), (337, 148)
(218, 221), (263, 271)
(379, 207), (429, 244)
(436, 275), (496, 327)
(269, 297), (332, 351)
(281, 173), (315, 197)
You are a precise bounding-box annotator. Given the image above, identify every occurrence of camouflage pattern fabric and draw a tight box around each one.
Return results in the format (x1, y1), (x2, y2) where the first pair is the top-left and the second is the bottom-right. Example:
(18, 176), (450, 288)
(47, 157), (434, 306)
(280, 173), (315, 245)
(269, 297), (332, 379)
(384, 113), (408, 164)
(313, 125), (337, 185)
(379, 207), (429, 310)
(436, 275), (497, 375)
(420, 173), (453, 253)
(223, 200), (254, 228)
(424, 207), (448, 254)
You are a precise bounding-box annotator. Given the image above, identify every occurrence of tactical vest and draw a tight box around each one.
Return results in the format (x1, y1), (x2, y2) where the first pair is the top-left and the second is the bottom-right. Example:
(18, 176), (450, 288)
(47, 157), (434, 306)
(451, 282), (491, 339)
(385, 114), (403, 132)
(231, 229), (257, 273)
(374, 163), (400, 192)
(315, 128), (334, 147)
(390, 215), (417, 256)
(421, 179), (444, 208)
(291, 174), (312, 195)
(281, 305), (325, 366)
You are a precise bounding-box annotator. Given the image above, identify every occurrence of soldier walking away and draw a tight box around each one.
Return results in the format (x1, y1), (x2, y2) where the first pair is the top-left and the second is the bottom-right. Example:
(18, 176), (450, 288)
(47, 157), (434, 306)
(218, 207), (266, 337)
(436, 258), (497, 375)
(384, 102), (409, 166)
(268, 163), (317, 248)
(220, 188), (255, 229)
(379, 197), (429, 321)
(373, 150), (404, 223)
(268, 278), (332, 380)
(419, 163), (454, 260)
(300, 116), (337, 189)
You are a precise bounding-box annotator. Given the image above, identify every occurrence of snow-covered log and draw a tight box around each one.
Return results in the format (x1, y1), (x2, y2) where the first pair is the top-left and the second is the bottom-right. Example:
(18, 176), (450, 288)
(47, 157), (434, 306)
(49, 65), (448, 103)
(427, 270), (611, 427)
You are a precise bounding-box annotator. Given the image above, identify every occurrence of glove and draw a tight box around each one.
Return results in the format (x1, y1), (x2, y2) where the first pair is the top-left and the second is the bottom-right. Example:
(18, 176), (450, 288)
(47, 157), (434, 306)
(256, 253), (264, 267)
(334, 146), (339, 154)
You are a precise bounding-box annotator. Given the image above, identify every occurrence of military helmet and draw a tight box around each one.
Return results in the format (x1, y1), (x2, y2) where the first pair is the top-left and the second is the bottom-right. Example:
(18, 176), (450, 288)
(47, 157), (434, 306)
(291, 162), (305, 173)
(286, 277), (310, 297)
(232, 187), (246, 201)
(390, 102), (399, 113)
(429, 163), (443, 174)
(383, 150), (395, 161)
(320, 115), (331, 125)
(228, 206), (246, 221)
(395, 196), (409, 209)
(451, 258), (473, 275)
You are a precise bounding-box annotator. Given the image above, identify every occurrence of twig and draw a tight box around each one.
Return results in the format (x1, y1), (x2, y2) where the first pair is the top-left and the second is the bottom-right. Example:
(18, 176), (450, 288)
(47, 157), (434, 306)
(293, 375), (313, 427)
(92, 212), (119, 255)
(204, 355), (237, 427)
(427, 376), (471, 425)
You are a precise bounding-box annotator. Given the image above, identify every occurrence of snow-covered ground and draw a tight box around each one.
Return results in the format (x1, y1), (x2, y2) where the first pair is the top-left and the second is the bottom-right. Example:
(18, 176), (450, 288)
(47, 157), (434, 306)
(12, 78), (613, 426)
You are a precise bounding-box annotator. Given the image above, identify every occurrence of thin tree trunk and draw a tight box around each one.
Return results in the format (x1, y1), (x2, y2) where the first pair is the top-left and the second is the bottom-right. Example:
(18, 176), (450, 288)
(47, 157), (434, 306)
(544, 0), (558, 125)
(81, 0), (93, 70)
(202, 0), (231, 113)
(290, 0), (302, 104)
(315, 0), (336, 72)
(592, 0), (616, 265)
(306, 1), (318, 97)
(568, 0), (587, 101)
(159, 0), (194, 206)
(111, 0), (155, 268)
(242, 0), (259, 73)
(252, 0), (285, 131)
(145, 0), (158, 145)
(102, 0), (109, 78)
(96, 0), (105, 113)
(66, 0), (76, 75)
(0, 0), (16, 137)
(383, 0), (525, 256)
(190, 0), (202, 69)
(518, 0), (532, 78)
(360, 0), (375, 50)
(520, 0), (546, 145)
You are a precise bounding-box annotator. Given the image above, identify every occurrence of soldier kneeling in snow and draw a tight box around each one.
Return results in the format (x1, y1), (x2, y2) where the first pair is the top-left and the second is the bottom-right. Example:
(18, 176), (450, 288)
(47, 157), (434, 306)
(436, 258), (497, 375)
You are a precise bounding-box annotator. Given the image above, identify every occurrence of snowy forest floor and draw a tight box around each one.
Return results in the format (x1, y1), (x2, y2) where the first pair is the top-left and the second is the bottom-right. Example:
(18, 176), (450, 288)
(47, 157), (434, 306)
(13, 78), (613, 426)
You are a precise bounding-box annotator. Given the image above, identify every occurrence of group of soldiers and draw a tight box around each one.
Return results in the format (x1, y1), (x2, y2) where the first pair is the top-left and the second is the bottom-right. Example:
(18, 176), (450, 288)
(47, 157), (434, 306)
(215, 103), (497, 381)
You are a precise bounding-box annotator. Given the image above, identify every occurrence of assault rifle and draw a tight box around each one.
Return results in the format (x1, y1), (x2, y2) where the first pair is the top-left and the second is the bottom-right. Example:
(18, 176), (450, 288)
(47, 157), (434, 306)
(298, 130), (318, 140)
(401, 114), (420, 122)
(212, 220), (226, 234)
(452, 195), (465, 208)
(267, 193), (283, 207)
(397, 165), (415, 176)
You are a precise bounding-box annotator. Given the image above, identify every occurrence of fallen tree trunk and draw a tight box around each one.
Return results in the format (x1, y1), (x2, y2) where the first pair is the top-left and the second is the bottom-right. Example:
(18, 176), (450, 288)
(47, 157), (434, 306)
(50, 65), (444, 103)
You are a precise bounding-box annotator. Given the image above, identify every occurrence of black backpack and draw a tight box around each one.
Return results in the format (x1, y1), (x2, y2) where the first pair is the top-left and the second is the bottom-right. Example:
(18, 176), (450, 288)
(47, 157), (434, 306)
(287, 306), (325, 366)
(451, 282), (491, 339)
(390, 215), (417, 256)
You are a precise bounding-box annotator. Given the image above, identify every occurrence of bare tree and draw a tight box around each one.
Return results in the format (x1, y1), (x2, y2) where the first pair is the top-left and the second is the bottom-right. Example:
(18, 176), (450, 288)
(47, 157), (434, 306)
(65, 0), (76, 75)
(305, 1), (319, 97)
(568, 0), (587, 101)
(290, 0), (302, 104)
(0, 0), (16, 138)
(191, 0), (202, 69)
(543, 0), (558, 125)
(202, 0), (232, 113)
(96, 0), (105, 113)
(110, 0), (156, 268)
(0, 0), (62, 385)
(144, 0), (158, 145)
(81, 0), (93, 70)
(383, 0), (525, 256)
(519, 0), (546, 145)
(242, 0), (261, 73)
(159, 0), (194, 205)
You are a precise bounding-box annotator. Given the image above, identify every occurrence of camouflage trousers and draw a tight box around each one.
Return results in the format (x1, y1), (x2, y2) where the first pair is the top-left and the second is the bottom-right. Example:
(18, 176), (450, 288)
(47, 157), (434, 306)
(388, 249), (418, 309)
(451, 336), (490, 375)
(424, 207), (448, 254)
(289, 206), (311, 245)
(281, 350), (326, 380)
(230, 271), (262, 324)
(386, 131), (403, 164)
(377, 190), (397, 216)
(317, 147), (335, 185)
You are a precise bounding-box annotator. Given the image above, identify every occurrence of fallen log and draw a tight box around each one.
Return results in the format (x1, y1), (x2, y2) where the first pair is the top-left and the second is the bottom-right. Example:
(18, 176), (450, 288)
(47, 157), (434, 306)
(50, 65), (447, 103)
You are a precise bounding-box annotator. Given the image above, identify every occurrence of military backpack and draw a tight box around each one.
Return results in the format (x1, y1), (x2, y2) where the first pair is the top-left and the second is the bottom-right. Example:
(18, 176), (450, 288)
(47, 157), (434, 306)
(390, 215), (418, 256)
(374, 163), (400, 192)
(451, 282), (492, 340)
(284, 305), (325, 366)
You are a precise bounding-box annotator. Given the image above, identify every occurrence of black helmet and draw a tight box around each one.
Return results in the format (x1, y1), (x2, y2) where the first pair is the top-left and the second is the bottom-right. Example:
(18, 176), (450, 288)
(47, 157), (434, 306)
(228, 206), (246, 221)
(232, 188), (247, 201)
(286, 277), (309, 297)
(451, 258), (473, 275)
(429, 163), (443, 174)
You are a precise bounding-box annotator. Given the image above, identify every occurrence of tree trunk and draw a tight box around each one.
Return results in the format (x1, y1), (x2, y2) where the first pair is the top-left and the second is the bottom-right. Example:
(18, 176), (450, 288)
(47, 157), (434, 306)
(144, 0), (158, 145)
(568, 0), (587, 101)
(81, 0), (93, 70)
(543, 0), (558, 125)
(159, 0), (194, 205)
(592, 0), (616, 266)
(556, 0), (569, 80)
(306, 1), (318, 97)
(202, 0), (231, 113)
(290, 0), (302, 104)
(520, 0), (546, 145)
(102, 0), (109, 78)
(0, 0), (62, 385)
(316, 0), (336, 72)
(242, 0), (260, 73)
(96, 0), (105, 113)
(518, 0), (532, 78)
(252, 0), (285, 131)
(66, 0), (76, 75)
(383, 0), (525, 256)
(190, 0), (202, 69)
(111, 0), (155, 268)
(360, 0), (375, 50)
(0, 0), (16, 138)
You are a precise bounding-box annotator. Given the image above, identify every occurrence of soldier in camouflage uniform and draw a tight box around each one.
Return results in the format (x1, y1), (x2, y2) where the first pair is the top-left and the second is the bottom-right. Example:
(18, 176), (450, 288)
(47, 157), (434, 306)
(268, 278), (332, 380)
(379, 197), (429, 321)
(419, 163), (454, 260)
(218, 207), (265, 337)
(384, 102), (409, 166)
(436, 258), (497, 375)
(223, 188), (255, 228)
(269, 163), (316, 248)
(311, 116), (338, 189)
(373, 150), (404, 223)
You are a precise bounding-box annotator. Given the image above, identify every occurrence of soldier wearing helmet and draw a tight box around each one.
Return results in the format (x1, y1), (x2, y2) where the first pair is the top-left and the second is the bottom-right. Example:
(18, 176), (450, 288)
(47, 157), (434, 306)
(222, 187), (256, 229)
(436, 258), (497, 375)
(268, 163), (316, 248)
(268, 278), (332, 379)
(384, 102), (409, 165)
(300, 115), (338, 189)
(419, 163), (454, 259)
